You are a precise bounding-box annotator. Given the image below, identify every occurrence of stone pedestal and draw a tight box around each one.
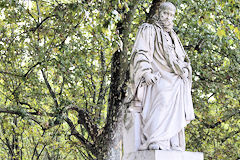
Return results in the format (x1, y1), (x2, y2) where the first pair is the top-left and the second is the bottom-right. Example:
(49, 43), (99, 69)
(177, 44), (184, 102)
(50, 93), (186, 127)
(123, 150), (204, 160)
(123, 111), (141, 155)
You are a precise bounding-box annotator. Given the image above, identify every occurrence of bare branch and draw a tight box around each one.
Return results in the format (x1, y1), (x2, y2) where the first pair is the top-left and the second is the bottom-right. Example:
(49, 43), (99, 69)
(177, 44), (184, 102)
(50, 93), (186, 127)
(195, 109), (240, 129)
(82, 80), (89, 110)
(36, 144), (47, 160)
(58, 76), (65, 95)
(221, 130), (240, 143)
(64, 117), (97, 156)
(89, 62), (96, 103)
(0, 71), (23, 77)
(0, 108), (51, 131)
(31, 131), (45, 160)
(0, 122), (14, 157)
(36, 0), (41, 23)
(0, 108), (22, 115)
(58, 23), (80, 50)
(97, 51), (106, 106)
(41, 69), (59, 108)
(30, 16), (55, 33)
(24, 62), (42, 78)
(18, 101), (33, 110)
(67, 105), (99, 141)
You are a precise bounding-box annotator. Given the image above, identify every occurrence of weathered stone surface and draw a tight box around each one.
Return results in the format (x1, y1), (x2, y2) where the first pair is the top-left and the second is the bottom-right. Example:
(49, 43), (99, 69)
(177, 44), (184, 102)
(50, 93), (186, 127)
(123, 111), (141, 155)
(123, 150), (204, 160)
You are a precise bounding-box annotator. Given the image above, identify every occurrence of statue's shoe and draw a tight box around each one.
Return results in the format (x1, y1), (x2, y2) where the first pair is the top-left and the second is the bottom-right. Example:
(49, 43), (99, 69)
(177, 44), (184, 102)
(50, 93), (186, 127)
(148, 143), (160, 150)
(171, 146), (183, 151)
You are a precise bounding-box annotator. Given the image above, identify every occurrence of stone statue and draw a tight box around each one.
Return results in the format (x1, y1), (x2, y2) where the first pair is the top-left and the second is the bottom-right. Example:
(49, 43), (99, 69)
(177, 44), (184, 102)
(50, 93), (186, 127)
(126, 2), (195, 152)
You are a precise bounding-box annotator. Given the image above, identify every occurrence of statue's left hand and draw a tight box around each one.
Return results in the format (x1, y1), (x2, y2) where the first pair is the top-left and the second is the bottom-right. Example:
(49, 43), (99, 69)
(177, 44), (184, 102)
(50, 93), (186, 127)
(144, 73), (159, 85)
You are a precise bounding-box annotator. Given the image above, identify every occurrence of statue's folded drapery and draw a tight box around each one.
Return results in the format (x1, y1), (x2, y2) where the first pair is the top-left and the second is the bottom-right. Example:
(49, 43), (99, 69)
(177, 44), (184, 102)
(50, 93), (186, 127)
(128, 23), (195, 150)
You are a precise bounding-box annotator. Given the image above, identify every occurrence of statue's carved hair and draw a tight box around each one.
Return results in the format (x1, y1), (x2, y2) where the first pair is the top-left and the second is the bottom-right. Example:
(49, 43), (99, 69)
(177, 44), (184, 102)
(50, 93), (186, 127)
(159, 2), (176, 13)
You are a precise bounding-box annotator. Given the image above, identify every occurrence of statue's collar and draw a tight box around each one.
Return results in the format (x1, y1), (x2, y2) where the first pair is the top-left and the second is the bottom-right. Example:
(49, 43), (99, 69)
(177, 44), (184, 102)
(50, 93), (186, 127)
(153, 21), (162, 29)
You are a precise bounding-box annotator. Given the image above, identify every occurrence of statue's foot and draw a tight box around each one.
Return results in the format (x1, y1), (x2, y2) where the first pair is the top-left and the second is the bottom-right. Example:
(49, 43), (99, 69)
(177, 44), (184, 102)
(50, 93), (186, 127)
(171, 146), (183, 151)
(148, 143), (160, 150)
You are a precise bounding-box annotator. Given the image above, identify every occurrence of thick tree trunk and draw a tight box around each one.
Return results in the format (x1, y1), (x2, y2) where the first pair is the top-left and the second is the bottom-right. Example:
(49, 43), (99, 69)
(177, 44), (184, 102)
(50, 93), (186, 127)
(94, 1), (167, 160)
(94, 49), (126, 160)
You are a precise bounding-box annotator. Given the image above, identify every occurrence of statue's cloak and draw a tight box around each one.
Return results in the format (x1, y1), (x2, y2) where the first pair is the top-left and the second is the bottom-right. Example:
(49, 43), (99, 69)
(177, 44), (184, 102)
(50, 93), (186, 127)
(127, 23), (195, 150)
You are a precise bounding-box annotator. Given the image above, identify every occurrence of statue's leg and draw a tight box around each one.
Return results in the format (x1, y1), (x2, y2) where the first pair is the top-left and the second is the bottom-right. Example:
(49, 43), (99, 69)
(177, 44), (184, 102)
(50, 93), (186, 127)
(170, 134), (179, 147)
(170, 132), (184, 151)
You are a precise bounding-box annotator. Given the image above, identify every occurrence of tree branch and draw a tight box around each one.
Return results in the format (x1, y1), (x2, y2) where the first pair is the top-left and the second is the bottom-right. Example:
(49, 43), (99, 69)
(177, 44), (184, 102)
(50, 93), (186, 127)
(24, 62), (42, 78)
(0, 108), (54, 131)
(58, 76), (65, 95)
(67, 105), (99, 141)
(18, 101), (33, 110)
(31, 131), (45, 160)
(30, 16), (55, 33)
(41, 69), (59, 108)
(64, 117), (97, 156)
(196, 109), (240, 129)
(97, 51), (106, 106)
(0, 71), (23, 77)
(221, 130), (240, 143)
(0, 122), (14, 157)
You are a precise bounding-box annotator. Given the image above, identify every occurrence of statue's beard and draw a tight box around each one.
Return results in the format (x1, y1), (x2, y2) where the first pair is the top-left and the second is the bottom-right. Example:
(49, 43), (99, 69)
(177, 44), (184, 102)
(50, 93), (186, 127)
(159, 19), (174, 32)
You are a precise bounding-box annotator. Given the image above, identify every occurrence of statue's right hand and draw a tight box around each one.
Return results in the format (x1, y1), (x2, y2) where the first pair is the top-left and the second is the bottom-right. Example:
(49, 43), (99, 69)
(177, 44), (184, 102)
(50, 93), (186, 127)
(144, 73), (159, 85)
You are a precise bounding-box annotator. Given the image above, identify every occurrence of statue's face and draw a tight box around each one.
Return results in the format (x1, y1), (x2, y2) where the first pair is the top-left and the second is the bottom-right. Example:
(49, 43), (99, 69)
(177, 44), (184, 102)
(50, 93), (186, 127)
(159, 9), (175, 23)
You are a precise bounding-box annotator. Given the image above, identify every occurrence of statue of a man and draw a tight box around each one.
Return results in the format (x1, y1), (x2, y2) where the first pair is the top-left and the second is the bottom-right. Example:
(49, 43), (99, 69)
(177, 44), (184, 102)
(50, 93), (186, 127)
(128, 2), (195, 151)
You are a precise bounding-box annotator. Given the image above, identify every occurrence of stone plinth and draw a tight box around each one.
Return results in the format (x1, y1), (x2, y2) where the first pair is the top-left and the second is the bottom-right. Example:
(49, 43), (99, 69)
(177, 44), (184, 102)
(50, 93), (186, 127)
(123, 110), (141, 155)
(123, 150), (204, 160)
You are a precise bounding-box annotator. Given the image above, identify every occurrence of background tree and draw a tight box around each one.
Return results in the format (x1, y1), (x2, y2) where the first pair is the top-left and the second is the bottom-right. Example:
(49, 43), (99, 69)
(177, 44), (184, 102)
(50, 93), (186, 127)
(0, 0), (239, 159)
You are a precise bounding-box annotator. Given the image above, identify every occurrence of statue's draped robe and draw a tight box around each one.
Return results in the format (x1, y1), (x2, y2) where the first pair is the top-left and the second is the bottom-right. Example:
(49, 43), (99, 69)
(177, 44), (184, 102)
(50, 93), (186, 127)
(129, 23), (195, 150)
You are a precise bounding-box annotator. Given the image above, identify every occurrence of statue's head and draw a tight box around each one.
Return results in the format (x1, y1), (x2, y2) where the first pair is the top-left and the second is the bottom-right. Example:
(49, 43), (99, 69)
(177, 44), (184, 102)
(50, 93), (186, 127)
(159, 2), (176, 22)
(156, 2), (176, 32)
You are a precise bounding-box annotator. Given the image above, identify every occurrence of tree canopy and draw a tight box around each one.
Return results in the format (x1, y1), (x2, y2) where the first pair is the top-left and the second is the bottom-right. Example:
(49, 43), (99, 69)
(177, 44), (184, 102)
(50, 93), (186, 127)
(0, 0), (239, 159)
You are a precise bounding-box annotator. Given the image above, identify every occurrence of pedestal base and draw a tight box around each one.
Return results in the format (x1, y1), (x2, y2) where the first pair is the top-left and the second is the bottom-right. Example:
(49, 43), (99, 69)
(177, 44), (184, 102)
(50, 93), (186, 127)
(123, 150), (203, 160)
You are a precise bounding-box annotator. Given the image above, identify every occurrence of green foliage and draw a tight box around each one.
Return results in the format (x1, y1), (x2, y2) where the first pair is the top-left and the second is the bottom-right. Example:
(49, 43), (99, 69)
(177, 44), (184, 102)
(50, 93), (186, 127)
(173, 0), (239, 159)
(0, 0), (239, 159)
